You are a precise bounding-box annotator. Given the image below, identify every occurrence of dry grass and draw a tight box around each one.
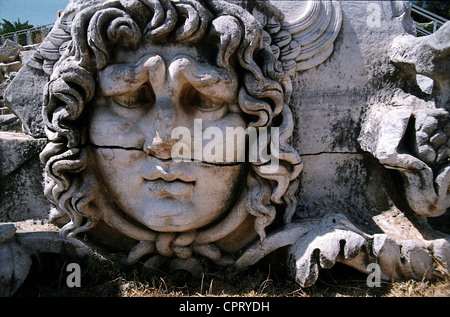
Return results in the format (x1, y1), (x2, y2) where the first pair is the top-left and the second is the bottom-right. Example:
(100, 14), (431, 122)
(14, 253), (450, 297)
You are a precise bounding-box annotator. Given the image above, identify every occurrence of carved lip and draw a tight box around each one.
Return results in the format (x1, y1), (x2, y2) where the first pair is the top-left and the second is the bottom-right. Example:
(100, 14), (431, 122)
(145, 179), (194, 198)
(143, 166), (195, 197)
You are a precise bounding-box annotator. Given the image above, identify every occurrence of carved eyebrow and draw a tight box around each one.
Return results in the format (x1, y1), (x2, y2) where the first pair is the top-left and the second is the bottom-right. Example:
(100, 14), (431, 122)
(169, 55), (238, 102)
(98, 54), (239, 103)
(98, 54), (165, 96)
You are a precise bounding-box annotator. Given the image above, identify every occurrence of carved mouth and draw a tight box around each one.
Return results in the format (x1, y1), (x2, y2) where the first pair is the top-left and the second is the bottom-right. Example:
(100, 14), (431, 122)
(143, 166), (195, 198)
(145, 179), (195, 198)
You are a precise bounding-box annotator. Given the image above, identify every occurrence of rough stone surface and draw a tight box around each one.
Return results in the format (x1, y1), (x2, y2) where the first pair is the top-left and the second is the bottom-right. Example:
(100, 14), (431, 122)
(0, 132), (49, 222)
(0, 61), (22, 75)
(0, 0), (449, 295)
(0, 39), (24, 63)
(18, 50), (35, 65)
(0, 224), (16, 243)
(0, 114), (21, 132)
(4, 65), (48, 137)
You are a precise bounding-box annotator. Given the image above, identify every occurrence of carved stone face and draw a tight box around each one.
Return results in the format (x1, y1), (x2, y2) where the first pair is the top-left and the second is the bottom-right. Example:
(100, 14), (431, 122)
(37, 0), (303, 270)
(88, 44), (247, 232)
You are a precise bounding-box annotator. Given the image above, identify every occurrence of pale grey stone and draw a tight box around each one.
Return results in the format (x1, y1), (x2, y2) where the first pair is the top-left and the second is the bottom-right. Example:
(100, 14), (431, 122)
(436, 145), (450, 164)
(0, 39), (24, 63)
(1, 0), (449, 295)
(416, 111), (439, 134)
(417, 144), (437, 165)
(3, 64), (48, 137)
(0, 132), (49, 222)
(0, 132), (46, 177)
(0, 114), (21, 132)
(19, 50), (36, 65)
(430, 130), (447, 149)
(416, 74), (434, 95)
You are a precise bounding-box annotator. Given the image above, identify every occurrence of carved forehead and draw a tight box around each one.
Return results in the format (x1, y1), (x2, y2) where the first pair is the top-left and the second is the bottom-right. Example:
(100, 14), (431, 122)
(112, 42), (211, 65)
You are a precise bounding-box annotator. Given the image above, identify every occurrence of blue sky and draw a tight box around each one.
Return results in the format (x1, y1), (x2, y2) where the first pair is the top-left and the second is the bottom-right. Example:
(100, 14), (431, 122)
(0, 0), (70, 27)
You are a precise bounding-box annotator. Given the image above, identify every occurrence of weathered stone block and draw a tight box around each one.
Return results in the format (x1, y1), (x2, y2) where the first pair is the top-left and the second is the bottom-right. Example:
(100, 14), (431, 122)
(4, 65), (48, 137)
(0, 132), (49, 221)
(0, 39), (24, 63)
(0, 113), (21, 132)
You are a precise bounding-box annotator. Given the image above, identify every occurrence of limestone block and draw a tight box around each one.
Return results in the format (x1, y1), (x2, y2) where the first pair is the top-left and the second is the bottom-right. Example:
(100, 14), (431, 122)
(4, 64), (48, 137)
(0, 132), (46, 176)
(0, 132), (49, 221)
(295, 153), (391, 229)
(0, 39), (24, 63)
(19, 50), (35, 65)
(0, 113), (21, 132)
(292, 92), (366, 155)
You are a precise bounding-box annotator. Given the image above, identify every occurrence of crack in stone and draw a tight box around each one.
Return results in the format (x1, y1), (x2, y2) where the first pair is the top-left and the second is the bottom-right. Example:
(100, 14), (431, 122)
(300, 151), (363, 156)
(90, 144), (244, 167)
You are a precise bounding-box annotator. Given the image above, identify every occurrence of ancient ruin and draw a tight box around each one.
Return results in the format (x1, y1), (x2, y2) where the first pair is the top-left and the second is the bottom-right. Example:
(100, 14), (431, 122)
(0, 0), (449, 296)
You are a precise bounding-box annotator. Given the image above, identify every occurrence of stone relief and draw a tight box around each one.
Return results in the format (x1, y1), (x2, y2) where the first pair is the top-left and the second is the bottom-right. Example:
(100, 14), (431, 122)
(0, 0), (449, 296)
(38, 0), (307, 274)
(360, 23), (450, 218)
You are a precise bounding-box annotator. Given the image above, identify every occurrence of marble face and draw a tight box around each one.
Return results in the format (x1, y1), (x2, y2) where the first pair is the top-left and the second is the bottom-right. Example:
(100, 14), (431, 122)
(88, 44), (248, 232)
(35, 0), (304, 278)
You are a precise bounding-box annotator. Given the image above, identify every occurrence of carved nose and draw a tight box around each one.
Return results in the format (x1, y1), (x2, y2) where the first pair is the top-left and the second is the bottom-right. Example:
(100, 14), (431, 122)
(144, 132), (177, 160)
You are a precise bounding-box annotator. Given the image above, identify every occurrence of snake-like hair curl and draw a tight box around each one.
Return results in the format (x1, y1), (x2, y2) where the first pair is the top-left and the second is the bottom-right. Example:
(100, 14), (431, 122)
(40, 0), (302, 251)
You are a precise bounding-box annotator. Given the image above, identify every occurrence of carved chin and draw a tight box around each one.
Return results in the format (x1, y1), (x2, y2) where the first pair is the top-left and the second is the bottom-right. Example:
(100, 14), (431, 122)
(138, 202), (228, 233)
(93, 181), (257, 251)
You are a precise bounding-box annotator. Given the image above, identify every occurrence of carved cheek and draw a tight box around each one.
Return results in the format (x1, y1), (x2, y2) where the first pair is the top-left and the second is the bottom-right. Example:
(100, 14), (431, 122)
(88, 101), (146, 149)
(200, 112), (247, 164)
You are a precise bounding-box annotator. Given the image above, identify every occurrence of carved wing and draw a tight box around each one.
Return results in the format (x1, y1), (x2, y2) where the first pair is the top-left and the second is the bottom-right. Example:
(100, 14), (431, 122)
(268, 0), (342, 73)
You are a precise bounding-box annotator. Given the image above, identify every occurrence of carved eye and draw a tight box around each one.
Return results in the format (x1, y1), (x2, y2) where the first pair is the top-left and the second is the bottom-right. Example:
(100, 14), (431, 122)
(112, 84), (155, 109)
(182, 86), (224, 112)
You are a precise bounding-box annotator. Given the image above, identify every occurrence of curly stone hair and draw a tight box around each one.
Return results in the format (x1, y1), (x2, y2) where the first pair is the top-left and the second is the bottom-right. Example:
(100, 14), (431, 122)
(40, 0), (302, 262)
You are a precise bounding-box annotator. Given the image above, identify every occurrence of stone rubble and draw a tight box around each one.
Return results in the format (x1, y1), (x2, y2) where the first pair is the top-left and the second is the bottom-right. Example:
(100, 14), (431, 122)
(0, 39), (39, 133)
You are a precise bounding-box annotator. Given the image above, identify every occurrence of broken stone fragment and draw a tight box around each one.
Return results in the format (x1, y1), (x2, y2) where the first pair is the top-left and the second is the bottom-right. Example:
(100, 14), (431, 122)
(0, 39), (24, 63)
(19, 50), (36, 64)
(0, 61), (22, 75)
(4, 64), (48, 137)
(416, 144), (436, 166)
(0, 132), (47, 176)
(415, 111), (439, 134)
(0, 113), (21, 132)
(436, 145), (450, 164)
(430, 130), (447, 149)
